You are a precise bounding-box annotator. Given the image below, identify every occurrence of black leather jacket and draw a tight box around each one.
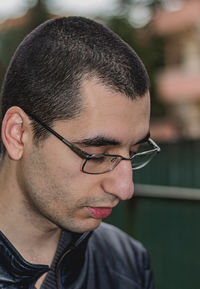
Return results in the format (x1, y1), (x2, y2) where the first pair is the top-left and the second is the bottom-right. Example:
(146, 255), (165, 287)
(0, 223), (155, 289)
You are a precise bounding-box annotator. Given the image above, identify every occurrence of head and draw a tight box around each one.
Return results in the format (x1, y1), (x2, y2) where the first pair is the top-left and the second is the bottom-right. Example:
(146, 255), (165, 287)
(0, 17), (151, 233)
(1, 16), (149, 149)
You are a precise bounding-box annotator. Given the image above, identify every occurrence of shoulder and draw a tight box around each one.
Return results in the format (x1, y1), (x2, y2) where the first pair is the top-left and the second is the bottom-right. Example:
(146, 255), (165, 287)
(87, 222), (154, 288)
(91, 222), (147, 258)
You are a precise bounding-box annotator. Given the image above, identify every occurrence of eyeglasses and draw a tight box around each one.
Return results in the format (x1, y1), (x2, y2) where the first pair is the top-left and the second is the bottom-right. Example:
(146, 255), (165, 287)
(27, 112), (161, 175)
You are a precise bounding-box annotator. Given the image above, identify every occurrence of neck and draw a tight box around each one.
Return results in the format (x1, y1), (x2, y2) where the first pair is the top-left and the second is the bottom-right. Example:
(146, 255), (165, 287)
(0, 157), (61, 265)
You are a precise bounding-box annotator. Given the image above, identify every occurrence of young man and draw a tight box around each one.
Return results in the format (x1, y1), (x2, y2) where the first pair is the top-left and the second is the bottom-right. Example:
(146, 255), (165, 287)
(0, 17), (160, 288)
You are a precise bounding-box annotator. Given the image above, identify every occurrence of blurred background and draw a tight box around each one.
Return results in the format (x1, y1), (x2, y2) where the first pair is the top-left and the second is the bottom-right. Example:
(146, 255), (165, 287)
(0, 0), (200, 288)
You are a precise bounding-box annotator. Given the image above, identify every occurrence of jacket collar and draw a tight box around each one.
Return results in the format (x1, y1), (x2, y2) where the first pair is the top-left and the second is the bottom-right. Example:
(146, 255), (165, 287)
(0, 230), (91, 288)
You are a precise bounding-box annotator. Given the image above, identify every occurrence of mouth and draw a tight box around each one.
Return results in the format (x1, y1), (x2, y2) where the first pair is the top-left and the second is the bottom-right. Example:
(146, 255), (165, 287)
(86, 206), (113, 219)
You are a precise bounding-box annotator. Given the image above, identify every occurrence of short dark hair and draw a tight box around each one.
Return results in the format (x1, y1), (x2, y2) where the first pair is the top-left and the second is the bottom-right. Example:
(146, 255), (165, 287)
(0, 16), (149, 153)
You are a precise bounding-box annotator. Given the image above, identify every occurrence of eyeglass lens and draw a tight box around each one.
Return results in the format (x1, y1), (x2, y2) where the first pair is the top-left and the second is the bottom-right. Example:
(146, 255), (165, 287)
(82, 141), (158, 174)
(83, 155), (122, 174)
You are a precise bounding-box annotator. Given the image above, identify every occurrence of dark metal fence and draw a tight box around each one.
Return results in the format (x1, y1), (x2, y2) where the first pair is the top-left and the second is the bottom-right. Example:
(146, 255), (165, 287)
(107, 140), (200, 289)
(134, 139), (200, 189)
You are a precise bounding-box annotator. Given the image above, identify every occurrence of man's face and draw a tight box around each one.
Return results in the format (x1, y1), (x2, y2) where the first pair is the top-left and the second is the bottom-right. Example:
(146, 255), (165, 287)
(20, 78), (150, 233)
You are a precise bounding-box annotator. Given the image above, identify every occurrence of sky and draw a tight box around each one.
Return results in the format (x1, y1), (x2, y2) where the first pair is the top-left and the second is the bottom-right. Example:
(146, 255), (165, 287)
(0, 0), (118, 21)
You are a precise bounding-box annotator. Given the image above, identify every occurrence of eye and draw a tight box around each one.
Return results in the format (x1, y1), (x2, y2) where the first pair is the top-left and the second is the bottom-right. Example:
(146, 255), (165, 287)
(130, 144), (140, 157)
(90, 155), (106, 163)
(110, 156), (118, 163)
(79, 145), (108, 156)
(129, 150), (135, 158)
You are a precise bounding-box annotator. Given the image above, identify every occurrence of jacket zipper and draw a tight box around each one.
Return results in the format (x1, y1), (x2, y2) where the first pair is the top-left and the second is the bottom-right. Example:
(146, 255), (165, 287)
(55, 248), (72, 289)
(55, 231), (90, 289)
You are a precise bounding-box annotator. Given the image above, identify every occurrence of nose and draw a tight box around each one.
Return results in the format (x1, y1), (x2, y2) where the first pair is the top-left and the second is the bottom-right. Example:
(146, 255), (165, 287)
(102, 160), (134, 201)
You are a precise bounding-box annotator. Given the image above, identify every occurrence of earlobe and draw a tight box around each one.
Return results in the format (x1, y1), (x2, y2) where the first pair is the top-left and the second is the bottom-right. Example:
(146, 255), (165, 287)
(1, 107), (27, 160)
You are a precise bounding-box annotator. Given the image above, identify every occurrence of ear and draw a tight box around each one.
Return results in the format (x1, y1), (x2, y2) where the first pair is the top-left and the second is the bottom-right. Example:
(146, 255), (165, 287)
(1, 106), (30, 160)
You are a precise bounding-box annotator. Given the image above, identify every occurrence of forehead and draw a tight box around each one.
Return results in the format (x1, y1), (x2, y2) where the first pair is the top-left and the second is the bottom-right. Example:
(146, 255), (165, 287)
(63, 78), (150, 144)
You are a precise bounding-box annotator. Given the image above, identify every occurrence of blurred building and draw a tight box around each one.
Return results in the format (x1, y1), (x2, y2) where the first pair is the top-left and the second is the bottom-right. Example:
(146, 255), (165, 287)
(151, 0), (200, 140)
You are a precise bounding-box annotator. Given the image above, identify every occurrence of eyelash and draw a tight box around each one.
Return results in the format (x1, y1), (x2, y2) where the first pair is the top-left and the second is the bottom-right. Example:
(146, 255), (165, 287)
(80, 143), (141, 157)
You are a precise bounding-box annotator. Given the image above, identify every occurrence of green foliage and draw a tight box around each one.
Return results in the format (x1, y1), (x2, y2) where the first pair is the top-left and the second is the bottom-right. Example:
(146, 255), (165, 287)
(0, 0), (50, 89)
(25, 0), (49, 32)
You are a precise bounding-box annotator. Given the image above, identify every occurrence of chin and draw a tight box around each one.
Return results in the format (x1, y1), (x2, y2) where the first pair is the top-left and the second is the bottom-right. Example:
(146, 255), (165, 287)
(61, 218), (102, 234)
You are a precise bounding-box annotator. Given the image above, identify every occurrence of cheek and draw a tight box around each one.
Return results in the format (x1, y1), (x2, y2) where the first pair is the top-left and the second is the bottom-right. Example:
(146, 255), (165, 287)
(23, 142), (100, 208)
(46, 139), (84, 176)
(42, 146), (94, 194)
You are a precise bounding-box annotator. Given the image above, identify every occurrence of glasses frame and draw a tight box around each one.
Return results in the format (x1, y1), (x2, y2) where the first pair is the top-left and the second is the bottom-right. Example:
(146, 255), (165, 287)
(27, 112), (161, 175)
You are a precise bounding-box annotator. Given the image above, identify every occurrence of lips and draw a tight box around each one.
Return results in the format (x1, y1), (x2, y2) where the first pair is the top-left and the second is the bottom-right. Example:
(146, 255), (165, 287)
(87, 207), (112, 219)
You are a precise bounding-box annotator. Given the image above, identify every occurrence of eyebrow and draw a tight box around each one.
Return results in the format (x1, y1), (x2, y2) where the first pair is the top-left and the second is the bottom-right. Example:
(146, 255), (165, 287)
(74, 131), (150, 148)
(74, 136), (120, 147)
